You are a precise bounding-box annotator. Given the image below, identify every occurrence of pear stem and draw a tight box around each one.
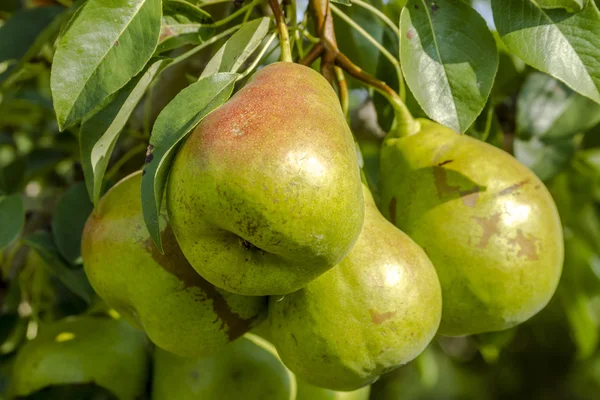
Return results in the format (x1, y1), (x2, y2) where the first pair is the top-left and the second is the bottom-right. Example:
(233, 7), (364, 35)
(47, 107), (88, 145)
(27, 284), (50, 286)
(334, 66), (349, 118)
(330, 3), (405, 101)
(308, 0), (415, 137)
(269, 0), (292, 62)
(324, 41), (417, 137)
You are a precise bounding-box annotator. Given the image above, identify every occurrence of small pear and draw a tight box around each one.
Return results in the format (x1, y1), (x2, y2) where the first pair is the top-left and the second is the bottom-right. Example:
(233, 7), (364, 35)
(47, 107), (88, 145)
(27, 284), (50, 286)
(167, 62), (364, 296)
(9, 316), (149, 400)
(152, 334), (296, 400)
(380, 119), (564, 336)
(269, 185), (441, 391)
(81, 171), (267, 357)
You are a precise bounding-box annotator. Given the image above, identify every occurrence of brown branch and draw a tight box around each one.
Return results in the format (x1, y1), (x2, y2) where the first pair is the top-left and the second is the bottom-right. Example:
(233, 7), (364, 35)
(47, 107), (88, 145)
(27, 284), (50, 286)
(328, 41), (416, 135)
(310, 0), (338, 84)
(329, 43), (397, 100)
(299, 42), (324, 66)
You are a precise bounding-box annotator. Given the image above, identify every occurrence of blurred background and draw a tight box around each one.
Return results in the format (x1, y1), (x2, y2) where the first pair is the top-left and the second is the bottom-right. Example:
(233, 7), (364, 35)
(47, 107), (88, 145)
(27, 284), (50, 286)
(1, 0), (600, 399)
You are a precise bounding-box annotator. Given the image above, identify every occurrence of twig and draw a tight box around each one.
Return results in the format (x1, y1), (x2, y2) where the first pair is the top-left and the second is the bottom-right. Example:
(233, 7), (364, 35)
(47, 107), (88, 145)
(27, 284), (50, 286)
(329, 42), (416, 135)
(330, 4), (405, 100)
(299, 42), (324, 66)
(269, 0), (292, 62)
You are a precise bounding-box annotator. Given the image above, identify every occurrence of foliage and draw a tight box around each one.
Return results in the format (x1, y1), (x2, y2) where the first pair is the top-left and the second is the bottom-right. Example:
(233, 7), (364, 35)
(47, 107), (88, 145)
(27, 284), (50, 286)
(0, 0), (599, 399)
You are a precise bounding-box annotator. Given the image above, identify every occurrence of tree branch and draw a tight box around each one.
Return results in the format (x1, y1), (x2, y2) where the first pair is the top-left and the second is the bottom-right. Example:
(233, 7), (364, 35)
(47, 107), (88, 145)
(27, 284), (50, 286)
(299, 42), (324, 66)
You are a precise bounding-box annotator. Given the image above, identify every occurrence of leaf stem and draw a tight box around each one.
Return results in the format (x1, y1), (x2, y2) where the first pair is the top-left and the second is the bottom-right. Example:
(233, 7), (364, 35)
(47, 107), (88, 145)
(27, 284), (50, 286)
(238, 32), (279, 79)
(210, 1), (259, 28)
(105, 143), (147, 182)
(330, 4), (405, 100)
(170, 24), (243, 67)
(352, 0), (399, 38)
(198, 0), (234, 7)
(269, 0), (293, 62)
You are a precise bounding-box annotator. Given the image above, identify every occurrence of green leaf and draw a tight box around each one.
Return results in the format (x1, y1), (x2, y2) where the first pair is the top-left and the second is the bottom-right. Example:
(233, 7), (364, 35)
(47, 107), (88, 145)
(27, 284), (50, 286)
(158, 0), (214, 53)
(537, 0), (586, 12)
(0, 194), (24, 251)
(51, 0), (162, 130)
(332, 0), (352, 5)
(141, 72), (238, 251)
(24, 232), (93, 304)
(400, 0), (499, 132)
(0, 6), (64, 84)
(51, 182), (94, 265)
(517, 72), (600, 139)
(493, 0), (600, 104)
(200, 17), (271, 79)
(80, 58), (171, 206)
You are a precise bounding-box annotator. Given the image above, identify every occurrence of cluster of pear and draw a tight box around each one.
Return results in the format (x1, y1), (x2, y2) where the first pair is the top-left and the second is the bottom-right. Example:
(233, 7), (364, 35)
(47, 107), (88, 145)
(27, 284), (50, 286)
(80, 62), (564, 393)
(9, 314), (369, 399)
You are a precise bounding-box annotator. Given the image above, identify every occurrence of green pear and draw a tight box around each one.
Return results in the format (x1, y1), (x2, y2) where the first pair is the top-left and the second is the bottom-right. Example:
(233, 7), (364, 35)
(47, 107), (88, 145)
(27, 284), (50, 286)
(268, 185), (442, 391)
(152, 333), (296, 400)
(166, 62), (364, 296)
(296, 379), (371, 400)
(380, 119), (564, 336)
(9, 316), (148, 400)
(81, 171), (267, 357)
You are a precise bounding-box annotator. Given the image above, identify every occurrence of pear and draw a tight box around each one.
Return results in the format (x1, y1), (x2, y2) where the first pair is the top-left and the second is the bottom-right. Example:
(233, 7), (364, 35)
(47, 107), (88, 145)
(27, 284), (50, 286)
(166, 62), (364, 296)
(380, 119), (564, 336)
(152, 333), (296, 400)
(81, 171), (267, 357)
(296, 379), (371, 400)
(9, 316), (149, 400)
(268, 184), (442, 391)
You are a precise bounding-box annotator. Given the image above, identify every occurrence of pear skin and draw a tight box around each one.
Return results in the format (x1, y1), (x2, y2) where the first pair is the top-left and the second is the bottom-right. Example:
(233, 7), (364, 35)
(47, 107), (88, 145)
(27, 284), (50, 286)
(81, 172), (267, 357)
(152, 334), (296, 400)
(9, 316), (149, 400)
(167, 62), (364, 296)
(380, 119), (564, 336)
(268, 185), (442, 391)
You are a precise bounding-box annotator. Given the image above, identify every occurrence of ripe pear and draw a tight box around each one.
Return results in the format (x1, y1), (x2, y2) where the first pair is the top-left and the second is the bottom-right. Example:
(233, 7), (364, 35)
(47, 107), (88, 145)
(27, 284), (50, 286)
(268, 184), (442, 391)
(296, 379), (371, 400)
(81, 171), (267, 357)
(380, 119), (564, 336)
(166, 62), (364, 296)
(152, 333), (296, 400)
(9, 316), (149, 400)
